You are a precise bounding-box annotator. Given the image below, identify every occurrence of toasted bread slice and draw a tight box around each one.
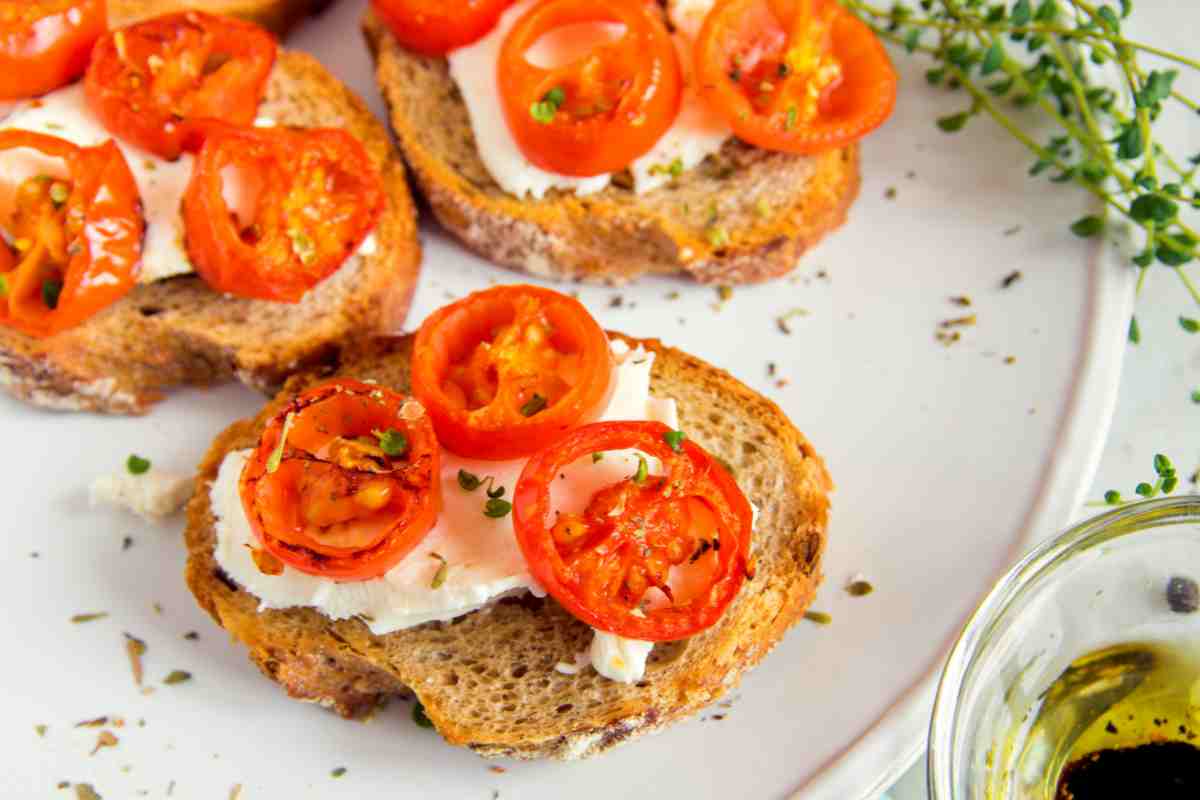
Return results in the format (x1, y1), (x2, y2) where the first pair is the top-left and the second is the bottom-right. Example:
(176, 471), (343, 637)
(0, 52), (420, 414)
(362, 11), (860, 286)
(184, 333), (831, 759)
(109, 0), (331, 36)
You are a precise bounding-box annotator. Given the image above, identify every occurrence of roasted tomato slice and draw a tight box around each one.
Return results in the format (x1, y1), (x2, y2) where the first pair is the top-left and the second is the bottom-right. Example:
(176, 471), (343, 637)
(371, 0), (512, 56)
(0, 0), (107, 101)
(411, 285), (614, 461)
(239, 379), (442, 580)
(181, 125), (385, 303)
(83, 11), (276, 159)
(497, 0), (682, 177)
(0, 131), (144, 338)
(513, 420), (753, 641)
(694, 0), (897, 154)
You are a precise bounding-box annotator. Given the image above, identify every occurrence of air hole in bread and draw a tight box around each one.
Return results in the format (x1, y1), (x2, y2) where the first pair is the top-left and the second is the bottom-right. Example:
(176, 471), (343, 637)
(511, 665), (528, 679)
(555, 703), (573, 714)
(442, 672), (459, 687)
(138, 306), (163, 317)
(742, 441), (759, 456)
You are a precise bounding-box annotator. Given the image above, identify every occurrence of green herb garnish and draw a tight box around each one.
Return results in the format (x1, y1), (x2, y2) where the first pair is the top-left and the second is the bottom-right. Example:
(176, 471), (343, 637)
(412, 701), (434, 729)
(457, 469), (482, 491)
(429, 553), (448, 589)
(70, 612), (108, 623)
(126, 454), (151, 475)
(531, 86), (566, 124)
(592, 452), (604, 463)
(484, 497), (512, 518)
(41, 279), (61, 310)
(163, 670), (192, 685)
(331, 767), (347, 779)
(842, 0), (1200, 336)
(1095, 452), (1179, 505)
(520, 393), (547, 417)
(373, 428), (409, 457)
(266, 412), (295, 474)
(846, 580), (875, 597)
(632, 455), (649, 485)
(662, 430), (686, 452)
(804, 610), (833, 626)
(1181, 316), (1200, 333)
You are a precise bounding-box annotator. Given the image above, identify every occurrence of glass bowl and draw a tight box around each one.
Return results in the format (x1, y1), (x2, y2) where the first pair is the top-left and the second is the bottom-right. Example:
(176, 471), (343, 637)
(927, 495), (1200, 799)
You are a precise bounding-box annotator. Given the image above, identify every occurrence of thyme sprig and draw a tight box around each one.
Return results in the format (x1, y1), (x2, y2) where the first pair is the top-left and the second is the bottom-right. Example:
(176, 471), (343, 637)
(1091, 452), (1179, 506)
(842, 0), (1200, 322)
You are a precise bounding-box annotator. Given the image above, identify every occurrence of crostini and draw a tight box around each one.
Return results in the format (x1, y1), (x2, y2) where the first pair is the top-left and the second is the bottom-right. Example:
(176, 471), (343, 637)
(0, 6), (420, 412)
(185, 284), (832, 759)
(364, 0), (895, 284)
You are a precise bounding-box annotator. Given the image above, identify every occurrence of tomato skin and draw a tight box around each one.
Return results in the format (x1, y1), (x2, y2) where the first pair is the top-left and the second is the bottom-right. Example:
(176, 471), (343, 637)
(512, 420), (753, 642)
(0, 130), (144, 338)
(411, 284), (615, 461)
(498, 0), (682, 177)
(0, 0), (107, 101)
(182, 125), (385, 303)
(239, 379), (442, 581)
(84, 11), (276, 160)
(372, 0), (512, 56)
(695, 0), (897, 154)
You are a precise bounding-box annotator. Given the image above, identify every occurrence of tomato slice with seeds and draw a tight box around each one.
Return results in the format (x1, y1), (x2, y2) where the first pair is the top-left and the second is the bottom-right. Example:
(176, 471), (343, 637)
(0, 0), (107, 101)
(0, 130), (144, 338)
(498, 0), (682, 177)
(239, 379), (441, 581)
(371, 0), (513, 56)
(84, 11), (276, 160)
(181, 125), (385, 303)
(512, 420), (754, 641)
(695, 0), (897, 154)
(411, 285), (615, 461)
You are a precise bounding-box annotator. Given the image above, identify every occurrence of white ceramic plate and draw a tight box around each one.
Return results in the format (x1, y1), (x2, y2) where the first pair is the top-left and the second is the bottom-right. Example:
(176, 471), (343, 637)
(0, 2), (1138, 798)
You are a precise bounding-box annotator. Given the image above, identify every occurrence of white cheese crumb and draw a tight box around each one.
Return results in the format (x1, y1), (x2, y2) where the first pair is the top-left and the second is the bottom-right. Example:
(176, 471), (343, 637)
(90, 470), (192, 521)
(553, 650), (592, 676)
(589, 630), (655, 684)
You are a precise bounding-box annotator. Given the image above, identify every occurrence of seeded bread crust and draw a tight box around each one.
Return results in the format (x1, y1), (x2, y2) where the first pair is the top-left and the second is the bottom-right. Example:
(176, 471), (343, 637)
(109, 0), (333, 35)
(184, 333), (832, 759)
(0, 51), (421, 414)
(362, 11), (860, 286)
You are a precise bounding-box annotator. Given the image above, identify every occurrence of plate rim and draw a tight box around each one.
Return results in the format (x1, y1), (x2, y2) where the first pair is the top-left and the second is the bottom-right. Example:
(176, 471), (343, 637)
(788, 234), (1136, 800)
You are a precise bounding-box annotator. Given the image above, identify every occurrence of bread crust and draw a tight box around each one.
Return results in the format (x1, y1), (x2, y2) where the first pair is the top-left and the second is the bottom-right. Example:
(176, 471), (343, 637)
(0, 51), (421, 414)
(108, 0), (333, 36)
(184, 333), (831, 759)
(363, 11), (860, 286)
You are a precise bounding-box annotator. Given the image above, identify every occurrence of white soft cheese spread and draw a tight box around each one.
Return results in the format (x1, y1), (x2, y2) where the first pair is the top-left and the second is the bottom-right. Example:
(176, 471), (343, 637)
(90, 469), (192, 520)
(448, 0), (729, 199)
(210, 340), (678, 682)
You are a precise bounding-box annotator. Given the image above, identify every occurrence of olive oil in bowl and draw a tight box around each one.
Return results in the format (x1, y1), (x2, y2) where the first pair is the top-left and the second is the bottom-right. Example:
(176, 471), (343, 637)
(1011, 639), (1200, 798)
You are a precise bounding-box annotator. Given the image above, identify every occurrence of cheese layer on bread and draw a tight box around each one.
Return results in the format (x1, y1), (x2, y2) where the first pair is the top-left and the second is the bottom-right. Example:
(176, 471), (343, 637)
(0, 84), (376, 286)
(447, 0), (729, 199)
(209, 340), (677, 683)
